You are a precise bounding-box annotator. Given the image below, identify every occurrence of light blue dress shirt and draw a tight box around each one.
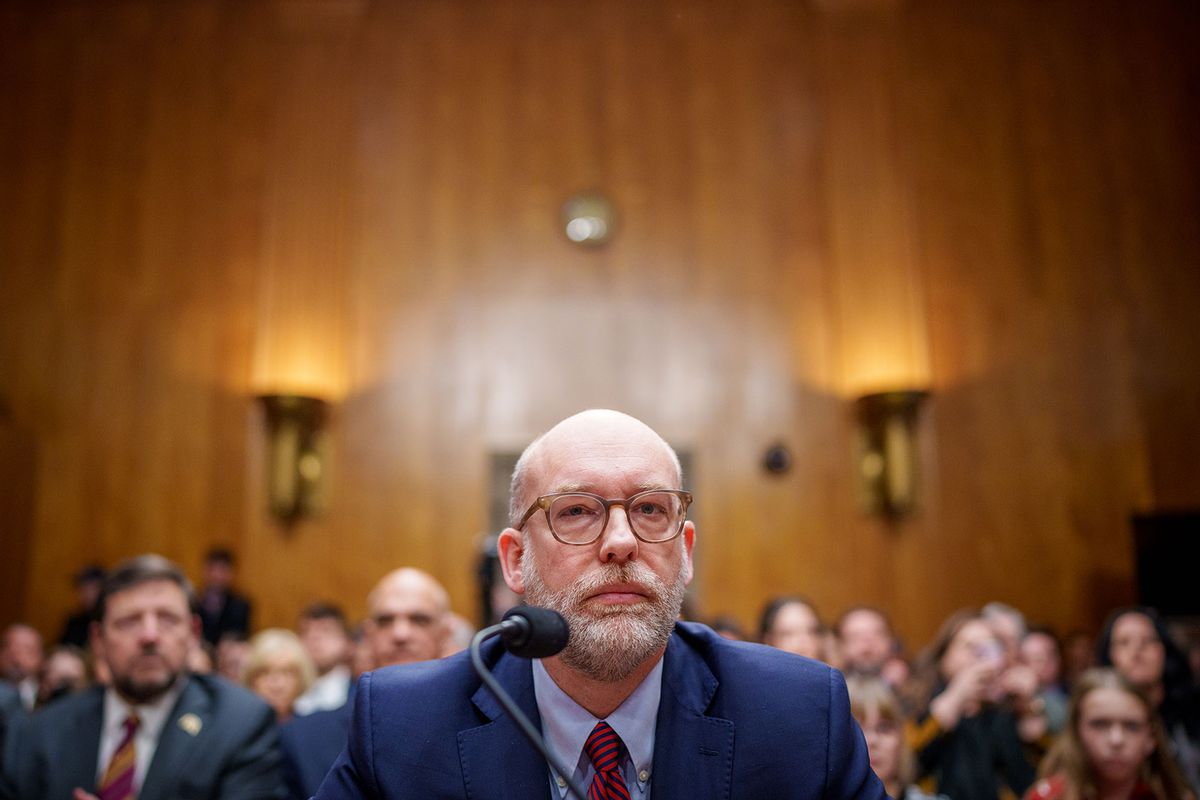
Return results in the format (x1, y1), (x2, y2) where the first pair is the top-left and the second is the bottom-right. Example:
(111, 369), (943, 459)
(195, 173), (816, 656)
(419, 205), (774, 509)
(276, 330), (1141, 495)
(532, 656), (664, 799)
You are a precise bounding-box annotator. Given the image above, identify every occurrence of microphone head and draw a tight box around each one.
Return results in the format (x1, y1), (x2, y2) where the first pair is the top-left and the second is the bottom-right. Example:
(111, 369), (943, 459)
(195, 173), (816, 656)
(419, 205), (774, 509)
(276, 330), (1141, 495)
(500, 606), (570, 659)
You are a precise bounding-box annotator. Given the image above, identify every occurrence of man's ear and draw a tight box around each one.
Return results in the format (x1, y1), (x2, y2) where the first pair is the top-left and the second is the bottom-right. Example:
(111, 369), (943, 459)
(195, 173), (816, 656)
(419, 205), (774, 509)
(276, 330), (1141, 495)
(190, 614), (202, 645)
(681, 520), (696, 586)
(497, 527), (527, 596)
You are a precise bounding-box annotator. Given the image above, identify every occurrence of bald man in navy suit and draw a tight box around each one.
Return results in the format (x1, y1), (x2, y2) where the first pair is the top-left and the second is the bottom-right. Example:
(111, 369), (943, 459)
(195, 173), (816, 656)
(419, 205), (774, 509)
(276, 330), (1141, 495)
(280, 568), (452, 799)
(315, 410), (885, 799)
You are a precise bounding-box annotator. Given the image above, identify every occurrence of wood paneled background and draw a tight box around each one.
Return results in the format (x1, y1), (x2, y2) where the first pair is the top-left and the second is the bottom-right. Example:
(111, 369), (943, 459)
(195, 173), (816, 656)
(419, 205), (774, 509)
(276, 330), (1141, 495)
(2, 0), (1197, 651)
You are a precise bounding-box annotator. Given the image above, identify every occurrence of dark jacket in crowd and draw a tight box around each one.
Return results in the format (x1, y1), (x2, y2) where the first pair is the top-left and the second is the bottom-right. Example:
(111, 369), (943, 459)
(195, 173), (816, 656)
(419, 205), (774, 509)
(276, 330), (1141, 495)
(6, 674), (286, 800)
(910, 698), (1036, 800)
(0, 682), (24, 800)
(279, 683), (356, 800)
(199, 588), (252, 647)
(58, 611), (94, 648)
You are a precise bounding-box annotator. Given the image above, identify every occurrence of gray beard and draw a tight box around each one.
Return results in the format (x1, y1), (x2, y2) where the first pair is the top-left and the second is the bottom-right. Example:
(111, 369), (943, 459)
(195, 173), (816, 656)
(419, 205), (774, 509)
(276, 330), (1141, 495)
(521, 548), (687, 683)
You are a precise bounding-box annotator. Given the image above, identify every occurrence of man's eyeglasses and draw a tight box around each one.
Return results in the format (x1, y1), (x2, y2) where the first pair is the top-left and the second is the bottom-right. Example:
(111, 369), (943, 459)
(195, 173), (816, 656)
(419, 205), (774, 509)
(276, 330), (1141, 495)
(515, 489), (693, 546)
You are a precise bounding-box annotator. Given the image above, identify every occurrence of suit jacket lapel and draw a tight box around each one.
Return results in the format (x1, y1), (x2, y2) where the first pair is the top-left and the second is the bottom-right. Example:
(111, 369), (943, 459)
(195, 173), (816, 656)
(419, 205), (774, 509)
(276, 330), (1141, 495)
(650, 632), (734, 800)
(139, 677), (210, 800)
(458, 648), (549, 800)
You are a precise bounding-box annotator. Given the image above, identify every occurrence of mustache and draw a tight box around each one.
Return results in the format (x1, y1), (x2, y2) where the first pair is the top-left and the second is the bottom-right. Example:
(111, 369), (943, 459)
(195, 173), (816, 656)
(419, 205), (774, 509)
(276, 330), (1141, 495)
(567, 561), (663, 603)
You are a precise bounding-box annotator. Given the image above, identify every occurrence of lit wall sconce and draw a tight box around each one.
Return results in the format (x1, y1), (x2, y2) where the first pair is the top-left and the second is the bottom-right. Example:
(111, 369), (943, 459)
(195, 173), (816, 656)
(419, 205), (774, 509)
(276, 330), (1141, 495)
(561, 192), (616, 246)
(258, 394), (330, 523)
(855, 390), (929, 519)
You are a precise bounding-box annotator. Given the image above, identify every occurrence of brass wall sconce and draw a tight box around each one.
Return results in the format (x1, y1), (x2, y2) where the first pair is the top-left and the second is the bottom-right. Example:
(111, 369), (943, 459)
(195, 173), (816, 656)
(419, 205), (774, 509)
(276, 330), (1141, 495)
(258, 394), (330, 523)
(855, 390), (929, 520)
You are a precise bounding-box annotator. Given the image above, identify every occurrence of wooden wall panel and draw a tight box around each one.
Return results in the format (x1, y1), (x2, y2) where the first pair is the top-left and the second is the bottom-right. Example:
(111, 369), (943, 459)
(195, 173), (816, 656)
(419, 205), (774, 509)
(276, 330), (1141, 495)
(1, 0), (1197, 652)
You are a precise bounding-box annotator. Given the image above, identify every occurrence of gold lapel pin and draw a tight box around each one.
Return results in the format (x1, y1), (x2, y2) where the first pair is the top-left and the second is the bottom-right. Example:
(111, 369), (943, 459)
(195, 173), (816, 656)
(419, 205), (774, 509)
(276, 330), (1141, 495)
(178, 713), (202, 736)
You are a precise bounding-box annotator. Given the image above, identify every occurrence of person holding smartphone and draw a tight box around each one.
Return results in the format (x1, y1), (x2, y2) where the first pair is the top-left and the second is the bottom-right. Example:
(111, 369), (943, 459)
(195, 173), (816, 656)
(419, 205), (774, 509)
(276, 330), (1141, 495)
(905, 609), (1045, 800)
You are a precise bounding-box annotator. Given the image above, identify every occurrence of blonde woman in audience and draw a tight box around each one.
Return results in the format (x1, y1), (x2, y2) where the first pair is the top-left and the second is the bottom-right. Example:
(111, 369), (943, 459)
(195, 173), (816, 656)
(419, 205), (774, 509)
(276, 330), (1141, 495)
(847, 675), (946, 800)
(1025, 668), (1193, 800)
(243, 628), (316, 723)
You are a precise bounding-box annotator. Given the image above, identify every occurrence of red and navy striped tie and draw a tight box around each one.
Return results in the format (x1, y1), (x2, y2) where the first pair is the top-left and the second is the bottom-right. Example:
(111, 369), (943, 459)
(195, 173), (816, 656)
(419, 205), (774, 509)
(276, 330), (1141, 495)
(584, 721), (631, 800)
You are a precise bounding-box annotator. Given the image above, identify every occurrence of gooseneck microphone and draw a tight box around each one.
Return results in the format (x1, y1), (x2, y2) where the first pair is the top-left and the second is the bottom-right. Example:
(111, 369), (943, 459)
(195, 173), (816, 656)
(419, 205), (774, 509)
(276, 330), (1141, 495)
(497, 605), (571, 658)
(469, 606), (589, 800)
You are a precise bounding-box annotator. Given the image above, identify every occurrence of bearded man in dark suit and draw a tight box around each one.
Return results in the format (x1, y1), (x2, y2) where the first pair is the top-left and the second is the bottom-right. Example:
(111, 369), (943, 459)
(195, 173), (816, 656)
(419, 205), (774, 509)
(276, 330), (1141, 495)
(6, 553), (286, 800)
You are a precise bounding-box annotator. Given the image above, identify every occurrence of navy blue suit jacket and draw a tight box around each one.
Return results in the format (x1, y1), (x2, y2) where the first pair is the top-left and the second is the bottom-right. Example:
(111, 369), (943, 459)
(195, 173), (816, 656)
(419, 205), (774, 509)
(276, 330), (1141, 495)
(280, 684), (355, 800)
(314, 622), (886, 799)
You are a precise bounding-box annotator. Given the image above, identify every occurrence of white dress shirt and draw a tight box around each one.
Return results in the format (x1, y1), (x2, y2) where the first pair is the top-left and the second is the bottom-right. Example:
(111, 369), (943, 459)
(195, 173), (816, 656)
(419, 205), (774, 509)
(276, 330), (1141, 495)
(95, 680), (185, 791)
(17, 677), (37, 711)
(294, 664), (351, 716)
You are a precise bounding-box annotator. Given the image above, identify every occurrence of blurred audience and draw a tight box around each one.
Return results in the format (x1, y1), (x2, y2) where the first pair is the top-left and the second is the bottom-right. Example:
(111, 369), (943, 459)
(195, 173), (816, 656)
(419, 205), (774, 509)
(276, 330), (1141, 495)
(34, 645), (89, 708)
(1167, 621), (1200, 692)
(243, 628), (315, 724)
(837, 606), (898, 679)
(1062, 630), (1096, 688)
(984, 602), (1028, 666)
(882, 653), (913, 693)
(440, 611), (477, 658)
(16, 548), (1200, 800)
(1096, 606), (1200, 790)
(0, 680), (23, 798)
(759, 595), (825, 661)
(216, 631), (251, 682)
(0, 623), (44, 711)
(361, 567), (451, 668)
(294, 603), (353, 715)
(1025, 668), (1194, 800)
(349, 625), (374, 678)
(278, 567), (452, 800)
(57, 564), (104, 648)
(709, 615), (749, 642)
(906, 609), (1039, 799)
(5, 553), (285, 799)
(198, 547), (252, 647)
(847, 675), (946, 800)
(1021, 626), (1070, 735)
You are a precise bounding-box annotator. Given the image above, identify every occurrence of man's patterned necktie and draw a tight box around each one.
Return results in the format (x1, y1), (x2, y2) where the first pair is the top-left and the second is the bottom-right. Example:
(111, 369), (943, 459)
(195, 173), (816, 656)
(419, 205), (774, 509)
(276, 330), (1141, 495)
(584, 720), (631, 800)
(98, 714), (140, 800)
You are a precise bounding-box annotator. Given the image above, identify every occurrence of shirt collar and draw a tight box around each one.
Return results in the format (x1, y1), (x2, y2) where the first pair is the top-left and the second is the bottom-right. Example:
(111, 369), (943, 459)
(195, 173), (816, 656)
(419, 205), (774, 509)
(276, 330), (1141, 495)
(103, 674), (187, 742)
(532, 655), (664, 783)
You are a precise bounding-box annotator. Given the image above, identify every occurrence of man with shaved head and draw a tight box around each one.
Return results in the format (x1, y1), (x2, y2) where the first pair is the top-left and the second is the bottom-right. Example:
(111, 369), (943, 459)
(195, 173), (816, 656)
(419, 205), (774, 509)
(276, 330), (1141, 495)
(281, 568), (451, 799)
(362, 568), (451, 669)
(316, 410), (884, 799)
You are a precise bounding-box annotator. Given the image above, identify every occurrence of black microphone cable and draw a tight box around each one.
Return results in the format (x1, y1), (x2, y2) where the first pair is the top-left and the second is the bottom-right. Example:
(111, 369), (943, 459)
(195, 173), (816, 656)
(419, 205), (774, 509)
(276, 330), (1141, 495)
(469, 607), (590, 800)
